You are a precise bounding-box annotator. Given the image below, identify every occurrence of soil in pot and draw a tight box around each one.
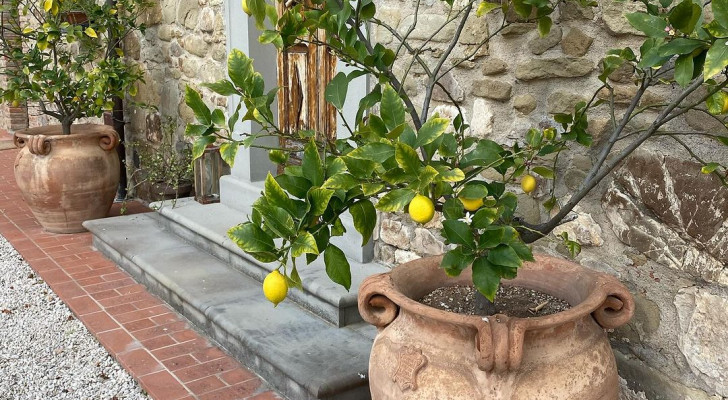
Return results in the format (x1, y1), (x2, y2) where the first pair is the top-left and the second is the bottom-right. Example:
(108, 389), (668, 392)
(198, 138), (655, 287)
(419, 285), (571, 318)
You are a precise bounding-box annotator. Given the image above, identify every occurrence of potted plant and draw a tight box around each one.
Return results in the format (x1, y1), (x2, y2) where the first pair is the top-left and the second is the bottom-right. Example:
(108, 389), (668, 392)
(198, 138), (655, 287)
(0, 0), (150, 233)
(129, 117), (194, 203)
(185, 0), (728, 397)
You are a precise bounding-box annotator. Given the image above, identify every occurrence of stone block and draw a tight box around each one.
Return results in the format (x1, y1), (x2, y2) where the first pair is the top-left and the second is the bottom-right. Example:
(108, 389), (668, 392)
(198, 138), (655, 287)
(398, 14), (456, 42)
(547, 91), (588, 114)
(675, 287), (728, 396)
(561, 28), (593, 56)
(559, 1), (595, 20)
(412, 228), (445, 256)
(380, 219), (412, 250)
(459, 11), (488, 44)
(552, 211), (604, 246)
(198, 8), (215, 32)
(601, 0), (646, 36)
(501, 23), (535, 36)
(528, 26), (562, 55)
(469, 98), (494, 138)
(515, 57), (594, 80)
(432, 72), (465, 103)
(481, 58), (507, 76)
(472, 78), (512, 101)
(513, 94), (537, 115)
(182, 35), (208, 58)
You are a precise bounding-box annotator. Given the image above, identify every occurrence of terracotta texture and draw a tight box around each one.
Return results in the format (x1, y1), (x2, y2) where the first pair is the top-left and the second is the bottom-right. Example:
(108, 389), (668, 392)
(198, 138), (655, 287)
(358, 254), (634, 400)
(13, 124), (120, 233)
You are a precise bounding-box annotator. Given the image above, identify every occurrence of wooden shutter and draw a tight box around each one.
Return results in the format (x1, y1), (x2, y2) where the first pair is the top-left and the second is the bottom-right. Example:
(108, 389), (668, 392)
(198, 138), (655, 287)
(276, 2), (337, 166)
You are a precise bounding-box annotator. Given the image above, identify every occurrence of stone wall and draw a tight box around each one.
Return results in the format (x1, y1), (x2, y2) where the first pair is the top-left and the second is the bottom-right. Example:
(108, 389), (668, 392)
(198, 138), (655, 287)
(371, 1), (728, 399)
(122, 0), (228, 183)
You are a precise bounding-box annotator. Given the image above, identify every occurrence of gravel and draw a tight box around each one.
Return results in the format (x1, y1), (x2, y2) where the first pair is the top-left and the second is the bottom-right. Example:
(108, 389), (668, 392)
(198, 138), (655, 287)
(0, 234), (150, 400)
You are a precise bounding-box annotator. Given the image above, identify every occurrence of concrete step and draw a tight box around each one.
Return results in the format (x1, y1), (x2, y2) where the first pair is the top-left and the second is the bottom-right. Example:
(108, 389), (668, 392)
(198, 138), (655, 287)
(151, 198), (389, 327)
(84, 214), (376, 400)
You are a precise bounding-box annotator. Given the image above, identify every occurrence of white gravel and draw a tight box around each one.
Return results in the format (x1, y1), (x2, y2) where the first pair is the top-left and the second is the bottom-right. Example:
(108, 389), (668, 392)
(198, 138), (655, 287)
(0, 234), (150, 400)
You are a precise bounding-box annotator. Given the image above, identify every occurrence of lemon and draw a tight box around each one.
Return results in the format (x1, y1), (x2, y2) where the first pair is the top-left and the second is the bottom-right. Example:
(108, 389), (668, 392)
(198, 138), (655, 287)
(241, 0), (251, 15)
(521, 175), (537, 194)
(263, 270), (288, 306)
(459, 197), (484, 212)
(408, 195), (435, 224)
(722, 94), (728, 114)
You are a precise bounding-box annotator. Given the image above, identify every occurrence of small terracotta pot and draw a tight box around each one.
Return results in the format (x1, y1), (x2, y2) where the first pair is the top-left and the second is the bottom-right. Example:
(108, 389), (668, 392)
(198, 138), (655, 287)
(358, 254), (634, 400)
(13, 124), (120, 233)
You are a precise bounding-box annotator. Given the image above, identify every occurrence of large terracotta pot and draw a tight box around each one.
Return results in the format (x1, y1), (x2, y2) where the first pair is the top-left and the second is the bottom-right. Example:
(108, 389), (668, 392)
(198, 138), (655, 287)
(13, 124), (120, 233)
(358, 254), (634, 400)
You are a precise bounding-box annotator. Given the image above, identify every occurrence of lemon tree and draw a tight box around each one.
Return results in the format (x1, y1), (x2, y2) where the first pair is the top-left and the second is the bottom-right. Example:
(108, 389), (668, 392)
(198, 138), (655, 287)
(186, 0), (728, 302)
(0, 0), (150, 135)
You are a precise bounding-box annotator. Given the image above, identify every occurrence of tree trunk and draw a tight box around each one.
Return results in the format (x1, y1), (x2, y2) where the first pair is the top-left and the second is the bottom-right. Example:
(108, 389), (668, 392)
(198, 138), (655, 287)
(61, 119), (73, 135)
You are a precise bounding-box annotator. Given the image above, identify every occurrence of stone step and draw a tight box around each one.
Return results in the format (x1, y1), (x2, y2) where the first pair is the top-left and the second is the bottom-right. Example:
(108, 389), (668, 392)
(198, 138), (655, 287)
(151, 198), (388, 327)
(84, 214), (376, 400)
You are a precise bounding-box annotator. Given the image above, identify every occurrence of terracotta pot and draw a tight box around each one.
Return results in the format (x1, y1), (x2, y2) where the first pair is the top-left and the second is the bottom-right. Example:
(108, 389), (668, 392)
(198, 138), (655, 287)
(358, 254), (634, 400)
(14, 124), (120, 233)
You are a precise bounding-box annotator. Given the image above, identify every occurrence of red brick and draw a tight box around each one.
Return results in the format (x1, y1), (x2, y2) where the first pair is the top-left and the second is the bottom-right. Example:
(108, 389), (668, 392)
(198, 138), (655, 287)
(27, 259), (58, 272)
(84, 278), (136, 294)
(132, 321), (187, 341)
(172, 329), (200, 343)
(50, 281), (86, 298)
(90, 289), (119, 301)
(80, 311), (119, 333)
(162, 355), (199, 371)
(76, 276), (105, 286)
(105, 303), (137, 316)
(191, 346), (227, 363)
(152, 338), (208, 361)
(138, 370), (190, 400)
(101, 271), (129, 282)
(116, 284), (146, 296)
(175, 358), (241, 383)
(220, 368), (257, 385)
(141, 334), (177, 350)
(118, 348), (163, 376)
(115, 305), (170, 324)
(64, 295), (101, 316)
(124, 318), (156, 332)
(97, 329), (139, 354)
(198, 379), (263, 400)
(187, 375), (226, 395)
(40, 269), (73, 284)
(150, 313), (180, 325)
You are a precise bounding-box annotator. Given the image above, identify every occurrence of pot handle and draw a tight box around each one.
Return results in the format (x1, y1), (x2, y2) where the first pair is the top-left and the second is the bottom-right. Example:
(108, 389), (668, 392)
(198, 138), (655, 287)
(15, 134), (51, 156)
(358, 274), (399, 328)
(99, 130), (119, 151)
(592, 283), (635, 329)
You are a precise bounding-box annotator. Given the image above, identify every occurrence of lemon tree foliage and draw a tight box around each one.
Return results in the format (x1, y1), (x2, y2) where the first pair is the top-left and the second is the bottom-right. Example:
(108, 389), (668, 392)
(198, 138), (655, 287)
(187, 0), (728, 302)
(0, 0), (150, 134)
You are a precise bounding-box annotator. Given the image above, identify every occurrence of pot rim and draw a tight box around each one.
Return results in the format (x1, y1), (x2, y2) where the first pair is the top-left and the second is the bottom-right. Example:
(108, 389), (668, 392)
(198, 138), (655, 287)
(14, 124), (119, 154)
(14, 123), (116, 139)
(359, 253), (634, 332)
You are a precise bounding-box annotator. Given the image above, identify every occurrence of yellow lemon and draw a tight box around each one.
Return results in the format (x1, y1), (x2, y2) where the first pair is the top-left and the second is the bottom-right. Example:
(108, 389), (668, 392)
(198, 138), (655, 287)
(408, 195), (435, 224)
(241, 0), (251, 15)
(263, 270), (288, 306)
(521, 175), (537, 194)
(459, 197), (484, 212)
(722, 94), (728, 114)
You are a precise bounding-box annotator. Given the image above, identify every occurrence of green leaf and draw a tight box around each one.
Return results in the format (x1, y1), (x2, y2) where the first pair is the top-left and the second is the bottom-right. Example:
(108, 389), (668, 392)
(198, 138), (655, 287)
(626, 12), (667, 37)
(375, 189), (416, 212)
(416, 117), (449, 147)
(308, 187), (335, 216)
(292, 232), (319, 257)
(259, 30), (283, 48)
(265, 173), (296, 215)
(254, 203), (296, 239)
(84, 27), (97, 38)
(441, 247), (475, 277)
(228, 223), (275, 253)
(203, 80), (239, 96)
(537, 16), (552, 37)
(302, 140), (324, 186)
(219, 142), (238, 167)
(211, 109), (226, 127)
(471, 257), (500, 302)
(658, 38), (705, 57)
(322, 173), (359, 190)
(472, 207), (499, 229)
(701, 162), (720, 173)
(192, 135), (215, 160)
(487, 244), (523, 268)
(459, 181), (488, 199)
(668, 0), (702, 35)
(508, 240), (534, 262)
(674, 54), (694, 87)
(362, 183), (385, 195)
(325, 72), (348, 110)
(227, 49), (254, 90)
(443, 198), (465, 220)
(324, 245), (351, 290)
(380, 84), (405, 130)
(704, 38), (728, 78)
(184, 86), (212, 125)
(343, 157), (377, 178)
(715, 0), (728, 29)
(531, 166), (554, 179)
(185, 124), (210, 137)
(269, 149), (289, 165)
(476, 1), (499, 16)
(442, 220), (475, 248)
(395, 142), (421, 175)
(276, 175), (311, 199)
(360, 2), (376, 19)
(461, 140), (504, 168)
(347, 143), (395, 163)
(350, 199), (377, 246)
(706, 90), (728, 115)
(437, 167), (465, 182)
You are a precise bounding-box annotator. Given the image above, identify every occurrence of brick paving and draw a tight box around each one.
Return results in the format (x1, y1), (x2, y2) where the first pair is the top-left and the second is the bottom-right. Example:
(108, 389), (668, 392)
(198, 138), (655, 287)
(0, 146), (283, 400)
